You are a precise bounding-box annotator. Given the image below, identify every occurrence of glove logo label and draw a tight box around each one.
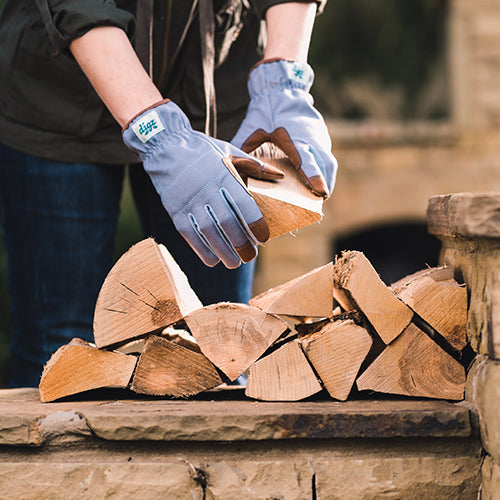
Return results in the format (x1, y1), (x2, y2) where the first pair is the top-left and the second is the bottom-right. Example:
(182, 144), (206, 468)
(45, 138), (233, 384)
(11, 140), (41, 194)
(132, 110), (165, 143)
(285, 62), (312, 86)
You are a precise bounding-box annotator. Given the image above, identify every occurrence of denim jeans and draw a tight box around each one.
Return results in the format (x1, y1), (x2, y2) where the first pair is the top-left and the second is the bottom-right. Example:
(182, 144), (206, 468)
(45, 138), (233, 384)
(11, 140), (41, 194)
(0, 143), (254, 387)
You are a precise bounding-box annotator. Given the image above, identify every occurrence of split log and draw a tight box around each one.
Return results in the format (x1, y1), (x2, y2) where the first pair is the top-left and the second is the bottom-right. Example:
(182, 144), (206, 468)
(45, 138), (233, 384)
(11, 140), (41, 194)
(250, 262), (334, 318)
(185, 302), (288, 381)
(333, 251), (414, 344)
(300, 319), (372, 401)
(245, 339), (322, 401)
(249, 143), (324, 239)
(391, 266), (467, 350)
(356, 323), (466, 400)
(39, 339), (137, 402)
(130, 335), (222, 397)
(93, 238), (202, 348)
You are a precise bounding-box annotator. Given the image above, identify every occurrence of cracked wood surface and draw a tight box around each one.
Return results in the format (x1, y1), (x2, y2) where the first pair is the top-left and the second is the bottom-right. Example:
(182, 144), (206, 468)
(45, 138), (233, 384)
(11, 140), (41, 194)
(245, 339), (322, 401)
(185, 303), (288, 381)
(356, 323), (466, 400)
(93, 239), (202, 348)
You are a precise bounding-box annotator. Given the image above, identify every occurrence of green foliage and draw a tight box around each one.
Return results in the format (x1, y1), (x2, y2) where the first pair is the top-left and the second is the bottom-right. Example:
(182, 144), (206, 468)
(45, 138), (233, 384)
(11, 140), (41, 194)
(309, 0), (448, 119)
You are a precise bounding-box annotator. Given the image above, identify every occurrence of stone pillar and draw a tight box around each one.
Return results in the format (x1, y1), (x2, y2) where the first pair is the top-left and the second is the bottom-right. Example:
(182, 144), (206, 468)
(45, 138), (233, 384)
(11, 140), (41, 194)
(428, 193), (500, 499)
(450, 0), (500, 129)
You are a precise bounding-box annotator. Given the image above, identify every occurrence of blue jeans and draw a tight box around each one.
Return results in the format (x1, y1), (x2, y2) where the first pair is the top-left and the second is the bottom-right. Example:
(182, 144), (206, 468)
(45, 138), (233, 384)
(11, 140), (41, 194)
(0, 143), (254, 387)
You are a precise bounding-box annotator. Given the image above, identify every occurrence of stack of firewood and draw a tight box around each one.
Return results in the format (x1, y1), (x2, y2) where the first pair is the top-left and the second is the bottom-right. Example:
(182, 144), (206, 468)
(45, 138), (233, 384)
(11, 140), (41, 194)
(39, 238), (468, 403)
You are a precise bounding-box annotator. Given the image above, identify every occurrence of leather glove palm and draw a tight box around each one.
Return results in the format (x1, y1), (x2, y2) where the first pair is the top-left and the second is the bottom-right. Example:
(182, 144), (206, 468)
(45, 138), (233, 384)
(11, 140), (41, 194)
(232, 59), (338, 198)
(123, 100), (281, 269)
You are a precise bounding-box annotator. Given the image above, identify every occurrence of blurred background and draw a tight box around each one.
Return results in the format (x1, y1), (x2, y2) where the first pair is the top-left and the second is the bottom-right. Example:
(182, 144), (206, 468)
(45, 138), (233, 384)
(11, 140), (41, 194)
(1, 0), (500, 386)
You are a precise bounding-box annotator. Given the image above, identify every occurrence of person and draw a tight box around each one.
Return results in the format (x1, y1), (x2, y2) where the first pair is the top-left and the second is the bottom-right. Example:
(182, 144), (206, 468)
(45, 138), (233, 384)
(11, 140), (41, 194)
(0, 0), (337, 387)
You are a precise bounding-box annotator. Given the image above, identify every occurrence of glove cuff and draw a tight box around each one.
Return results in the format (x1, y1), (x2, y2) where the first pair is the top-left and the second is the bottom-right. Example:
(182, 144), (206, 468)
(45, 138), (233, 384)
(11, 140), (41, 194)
(247, 59), (314, 97)
(122, 99), (192, 156)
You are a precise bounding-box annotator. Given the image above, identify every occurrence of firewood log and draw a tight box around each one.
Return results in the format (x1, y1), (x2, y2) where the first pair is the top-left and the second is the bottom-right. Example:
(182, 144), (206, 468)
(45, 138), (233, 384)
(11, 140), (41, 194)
(246, 339), (322, 401)
(300, 319), (372, 401)
(93, 238), (202, 348)
(356, 323), (465, 400)
(39, 338), (137, 402)
(333, 251), (413, 344)
(391, 266), (467, 350)
(250, 262), (334, 318)
(185, 302), (288, 381)
(130, 335), (222, 397)
(249, 143), (324, 239)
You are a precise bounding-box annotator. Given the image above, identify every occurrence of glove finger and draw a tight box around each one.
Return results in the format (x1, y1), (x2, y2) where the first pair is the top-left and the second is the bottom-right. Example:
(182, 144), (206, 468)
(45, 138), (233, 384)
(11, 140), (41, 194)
(220, 186), (270, 245)
(293, 142), (332, 198)
(230, 155), (284, 182)
(208, 197), (258, 263)
(177, 213), (220, 267)
(212, 138), (284, 181)
(193, 206), (243, 269)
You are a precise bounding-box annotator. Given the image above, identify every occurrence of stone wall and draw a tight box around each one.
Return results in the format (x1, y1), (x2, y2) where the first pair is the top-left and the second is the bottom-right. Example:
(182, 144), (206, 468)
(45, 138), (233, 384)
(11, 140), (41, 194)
(428, 193), (500, 500)
(0, 389), (482, 499)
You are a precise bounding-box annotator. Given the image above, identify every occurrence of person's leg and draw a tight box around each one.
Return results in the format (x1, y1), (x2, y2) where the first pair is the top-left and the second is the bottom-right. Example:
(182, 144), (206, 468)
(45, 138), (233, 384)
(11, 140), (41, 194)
(0, 144), (124, 387)
(128, 164), (255, 305)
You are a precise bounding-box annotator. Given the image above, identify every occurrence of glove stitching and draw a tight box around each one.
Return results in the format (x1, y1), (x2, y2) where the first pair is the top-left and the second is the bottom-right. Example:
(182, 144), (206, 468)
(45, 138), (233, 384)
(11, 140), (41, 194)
(170, 168), (228, 218)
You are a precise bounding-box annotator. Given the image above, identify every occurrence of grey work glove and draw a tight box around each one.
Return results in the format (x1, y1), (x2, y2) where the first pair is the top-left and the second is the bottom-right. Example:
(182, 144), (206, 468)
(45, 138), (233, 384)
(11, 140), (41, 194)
(232, 58), (338, 198)
(122, 99), (282, 269)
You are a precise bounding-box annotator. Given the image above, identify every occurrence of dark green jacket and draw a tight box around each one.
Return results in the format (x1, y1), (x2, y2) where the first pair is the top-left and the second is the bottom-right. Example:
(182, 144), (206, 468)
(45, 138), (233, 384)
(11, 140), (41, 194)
(0, 0), (325, 164)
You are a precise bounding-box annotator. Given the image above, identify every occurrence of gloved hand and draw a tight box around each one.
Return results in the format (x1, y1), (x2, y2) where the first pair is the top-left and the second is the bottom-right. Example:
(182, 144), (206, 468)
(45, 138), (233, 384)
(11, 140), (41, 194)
(232, 58), (338, 198)
(122, 99), (283, 269)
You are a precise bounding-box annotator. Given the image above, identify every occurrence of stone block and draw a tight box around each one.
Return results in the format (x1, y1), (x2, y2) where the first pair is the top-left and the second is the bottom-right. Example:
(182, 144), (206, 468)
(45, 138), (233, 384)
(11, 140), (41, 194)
(481, 455), (500, 500)
(467, 357), (500, 464)
(314, 455), (481, 499)
(0, 462), (201, 500)
(204, 461), (313, 500)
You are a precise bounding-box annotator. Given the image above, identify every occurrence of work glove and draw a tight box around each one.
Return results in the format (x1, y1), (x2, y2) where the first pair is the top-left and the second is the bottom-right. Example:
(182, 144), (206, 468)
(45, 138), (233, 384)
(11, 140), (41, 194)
(232, 58), (338, 198)
(122, 99), (283, 269)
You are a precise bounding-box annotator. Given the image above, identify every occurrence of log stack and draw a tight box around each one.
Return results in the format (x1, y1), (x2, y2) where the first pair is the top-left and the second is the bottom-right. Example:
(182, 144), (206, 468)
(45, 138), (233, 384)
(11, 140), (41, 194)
(39, 240), (469, 403)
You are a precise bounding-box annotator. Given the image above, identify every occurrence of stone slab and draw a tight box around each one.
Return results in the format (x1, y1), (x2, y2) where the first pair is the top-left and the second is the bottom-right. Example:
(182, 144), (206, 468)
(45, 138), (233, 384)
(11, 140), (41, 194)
(0, 388), (475, 446)
(428, 193), (500, 239)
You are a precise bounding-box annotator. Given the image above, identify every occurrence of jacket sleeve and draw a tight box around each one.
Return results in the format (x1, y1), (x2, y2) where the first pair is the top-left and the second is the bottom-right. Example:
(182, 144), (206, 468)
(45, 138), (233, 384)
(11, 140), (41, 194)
(251, 0), (327, 19)
(34, 0), (135, 52)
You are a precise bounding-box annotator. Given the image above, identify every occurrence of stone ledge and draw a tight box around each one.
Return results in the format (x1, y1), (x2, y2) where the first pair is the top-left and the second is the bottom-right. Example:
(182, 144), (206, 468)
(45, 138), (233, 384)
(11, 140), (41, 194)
(428, 193), (500, 239)
(0, 389), (476, 446)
